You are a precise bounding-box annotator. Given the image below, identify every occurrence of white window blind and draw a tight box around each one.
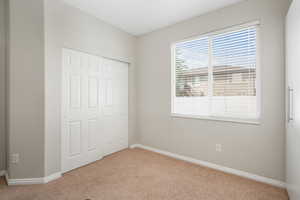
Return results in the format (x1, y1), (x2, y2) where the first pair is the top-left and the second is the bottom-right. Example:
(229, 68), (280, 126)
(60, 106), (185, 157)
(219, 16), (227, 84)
(172, 24), (259, 121)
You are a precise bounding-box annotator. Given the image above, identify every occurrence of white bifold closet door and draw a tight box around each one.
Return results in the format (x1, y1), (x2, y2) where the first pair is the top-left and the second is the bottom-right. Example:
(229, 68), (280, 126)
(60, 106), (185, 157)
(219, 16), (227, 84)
(62, 48), (128, 173)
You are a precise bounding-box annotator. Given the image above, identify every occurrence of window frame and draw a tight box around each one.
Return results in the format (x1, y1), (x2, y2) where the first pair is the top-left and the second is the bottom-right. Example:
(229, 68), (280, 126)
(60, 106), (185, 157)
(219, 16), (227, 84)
(170, 21), (261, 125)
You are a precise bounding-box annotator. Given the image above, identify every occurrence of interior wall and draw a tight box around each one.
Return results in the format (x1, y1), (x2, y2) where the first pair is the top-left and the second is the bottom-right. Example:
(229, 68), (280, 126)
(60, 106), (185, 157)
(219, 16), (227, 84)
(44, 0), (137, 176)
(136, 0), (291, 181)
(7, 0), (45, 179)
(0, 0), (6, 172)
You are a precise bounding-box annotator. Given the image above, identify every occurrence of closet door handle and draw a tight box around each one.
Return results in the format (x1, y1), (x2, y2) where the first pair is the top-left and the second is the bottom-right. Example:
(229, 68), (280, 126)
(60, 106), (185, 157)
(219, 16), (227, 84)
(288, 87), (294, 122)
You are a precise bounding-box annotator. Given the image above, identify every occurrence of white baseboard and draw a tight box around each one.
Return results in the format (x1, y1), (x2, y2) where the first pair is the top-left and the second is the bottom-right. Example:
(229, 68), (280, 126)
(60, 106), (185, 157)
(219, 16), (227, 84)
(6, 176), (44, 185)
(5, 172), (62, 186)
(44, 172), (62, 183)
(130, 144), (286, 188)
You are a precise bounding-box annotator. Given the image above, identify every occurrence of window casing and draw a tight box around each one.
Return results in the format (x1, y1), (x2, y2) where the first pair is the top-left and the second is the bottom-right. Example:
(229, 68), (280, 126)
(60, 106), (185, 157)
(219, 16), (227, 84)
(171, 22), (260, 123)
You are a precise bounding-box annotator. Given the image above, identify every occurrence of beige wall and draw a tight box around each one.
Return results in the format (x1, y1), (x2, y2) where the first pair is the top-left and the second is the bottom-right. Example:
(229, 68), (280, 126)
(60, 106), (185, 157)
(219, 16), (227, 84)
(44, 0), (137, 176)
(136, 0), (291, 181)
(0, 0), (6, 172)
(7, 0), (45, 179)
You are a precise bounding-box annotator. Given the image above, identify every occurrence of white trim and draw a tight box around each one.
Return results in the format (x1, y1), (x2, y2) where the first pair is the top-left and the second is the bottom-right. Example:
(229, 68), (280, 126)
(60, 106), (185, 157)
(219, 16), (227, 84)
(61, 48), (66, 174)
(6, 177), (44, 185)
(0, 170), (6, 177)
(5, 172), (62, 186)
(62, 47), (131, 65)
(171, 113), (260, 125)
(171, 20), (260, 45)
(171, 44), (176, 114)
(44, 172), (62, 183)
(256, 24), (262, 120)
(208, 36), (213, 115)
(130, 144), (286, 188)
(130, 144), (141, 149)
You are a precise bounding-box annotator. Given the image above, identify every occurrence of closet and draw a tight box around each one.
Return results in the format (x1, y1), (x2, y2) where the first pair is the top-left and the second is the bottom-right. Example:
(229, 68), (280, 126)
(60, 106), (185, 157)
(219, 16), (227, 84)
(61, 49), (128, 172)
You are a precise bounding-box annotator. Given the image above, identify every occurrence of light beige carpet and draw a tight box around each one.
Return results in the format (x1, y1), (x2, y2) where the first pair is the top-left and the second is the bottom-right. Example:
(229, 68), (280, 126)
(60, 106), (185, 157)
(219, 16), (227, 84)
(0, 148), (288, 200)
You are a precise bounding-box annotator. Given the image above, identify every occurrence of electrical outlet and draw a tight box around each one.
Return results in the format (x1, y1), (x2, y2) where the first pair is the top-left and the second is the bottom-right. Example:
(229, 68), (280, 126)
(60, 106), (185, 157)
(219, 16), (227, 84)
(216, 144), (222, 152)
(11, 154), (19, 164)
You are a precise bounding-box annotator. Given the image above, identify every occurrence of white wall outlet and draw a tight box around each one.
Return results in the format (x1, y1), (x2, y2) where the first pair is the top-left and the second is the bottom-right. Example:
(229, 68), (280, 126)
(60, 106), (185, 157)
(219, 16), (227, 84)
(11, 153), (19, 164)
(216, 144), (222, 152)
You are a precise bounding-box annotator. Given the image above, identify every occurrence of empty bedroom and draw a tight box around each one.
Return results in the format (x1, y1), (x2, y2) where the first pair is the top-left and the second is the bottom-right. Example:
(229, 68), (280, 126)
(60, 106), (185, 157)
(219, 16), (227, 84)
(0, 0), (299, 199)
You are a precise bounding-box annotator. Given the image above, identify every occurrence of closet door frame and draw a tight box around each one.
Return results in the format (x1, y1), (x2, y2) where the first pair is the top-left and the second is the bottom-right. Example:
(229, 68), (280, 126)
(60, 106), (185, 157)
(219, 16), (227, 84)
(61, 48), (129, 173)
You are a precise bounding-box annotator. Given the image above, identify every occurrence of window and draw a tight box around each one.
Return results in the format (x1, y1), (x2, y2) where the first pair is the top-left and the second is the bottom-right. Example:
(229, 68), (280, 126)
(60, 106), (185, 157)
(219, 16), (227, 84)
(171, 22), (260, 122)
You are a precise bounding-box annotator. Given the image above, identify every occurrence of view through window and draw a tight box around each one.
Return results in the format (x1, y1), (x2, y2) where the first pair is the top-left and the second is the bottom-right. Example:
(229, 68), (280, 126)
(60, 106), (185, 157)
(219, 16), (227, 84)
(172, 24), (259, 120)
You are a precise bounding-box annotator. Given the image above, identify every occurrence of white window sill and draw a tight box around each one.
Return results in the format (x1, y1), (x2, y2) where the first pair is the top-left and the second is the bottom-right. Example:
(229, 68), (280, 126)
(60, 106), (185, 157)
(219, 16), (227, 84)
(170, 113), (261, 125)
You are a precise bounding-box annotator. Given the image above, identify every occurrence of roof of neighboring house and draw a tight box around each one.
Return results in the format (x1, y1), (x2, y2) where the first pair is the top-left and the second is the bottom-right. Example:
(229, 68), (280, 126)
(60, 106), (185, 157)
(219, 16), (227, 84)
(177, 65), (255, 76)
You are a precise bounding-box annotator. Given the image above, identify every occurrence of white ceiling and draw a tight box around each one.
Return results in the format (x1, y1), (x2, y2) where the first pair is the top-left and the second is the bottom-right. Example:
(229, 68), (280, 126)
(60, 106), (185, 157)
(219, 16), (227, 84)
(63, 0), (245, 36)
